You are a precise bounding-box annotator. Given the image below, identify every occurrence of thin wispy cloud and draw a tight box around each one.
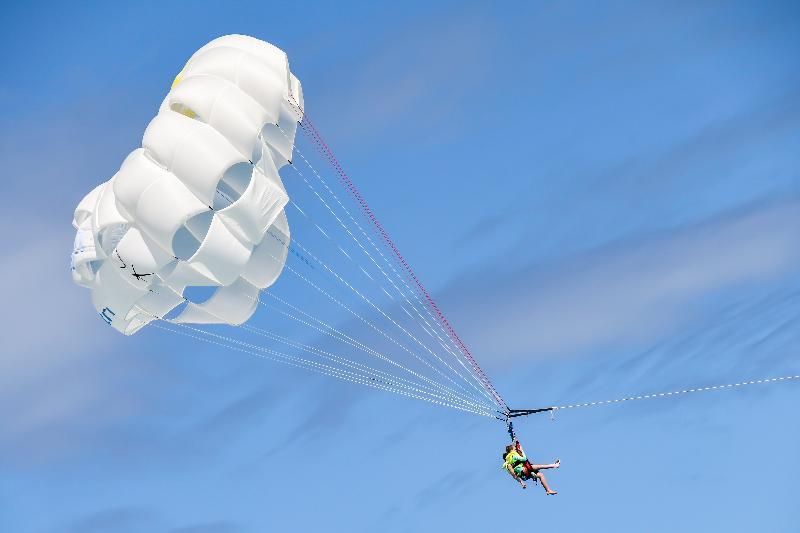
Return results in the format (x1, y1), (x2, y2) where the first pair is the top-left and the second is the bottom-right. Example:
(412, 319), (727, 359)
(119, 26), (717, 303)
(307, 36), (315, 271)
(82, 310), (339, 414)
(65, 506), (163, 533)
(169, 521), (244, 533)
(444, 197), (800, 363)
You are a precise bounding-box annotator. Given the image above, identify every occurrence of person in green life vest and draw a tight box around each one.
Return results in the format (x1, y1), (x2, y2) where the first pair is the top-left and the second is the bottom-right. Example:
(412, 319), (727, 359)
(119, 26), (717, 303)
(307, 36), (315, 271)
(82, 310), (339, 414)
(502, 440), (560, 494)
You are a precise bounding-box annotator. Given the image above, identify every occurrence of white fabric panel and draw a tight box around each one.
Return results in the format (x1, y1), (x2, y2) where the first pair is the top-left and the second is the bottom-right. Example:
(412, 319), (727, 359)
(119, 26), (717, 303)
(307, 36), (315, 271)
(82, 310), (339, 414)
(272, 206), (290, 235)
(71, 226), (99, 287)
(191, 35), (288, 82)
(142, 111), (193, 168)
(289, 73), (304, 112)
(255, 142), (287, 194)
(143, 112), (245, 206)
(114, 228), (175, 289)
(73, 183), (104, 229)
(179, 46), (284, 122)
(241, 211), (289, 289)
(205, 79), (269, 161)
(163, 260), (220, 288)
(260, 125), (290, 168)
(217, 166), (288, 245)
(185, 46), (239, 82)
(72, 184), (106, 283)
(182, 215), (252, 286)
(91, 260), (150, 334)
(93, 181), (128, 232)
(128, 285), (185, 320)
(260, 100), (302, 168)
(135, 174), (209, 255)
(122, 315), (153, 335)
(97, 224), (129, 257)
(164, 75), (270, 160)
(173, 278), (259, 326)
(113, 149), (173, 221)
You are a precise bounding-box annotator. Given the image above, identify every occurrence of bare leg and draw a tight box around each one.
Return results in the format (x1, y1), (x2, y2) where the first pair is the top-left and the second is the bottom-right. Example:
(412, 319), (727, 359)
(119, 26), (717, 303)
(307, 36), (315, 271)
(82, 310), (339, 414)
(530, 459), (560, 470)
(536, 472), (557, 495)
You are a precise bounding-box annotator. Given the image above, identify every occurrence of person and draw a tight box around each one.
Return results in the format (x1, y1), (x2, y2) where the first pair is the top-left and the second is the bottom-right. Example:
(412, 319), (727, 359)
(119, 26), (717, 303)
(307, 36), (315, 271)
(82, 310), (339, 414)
(501, 440), (560, 494)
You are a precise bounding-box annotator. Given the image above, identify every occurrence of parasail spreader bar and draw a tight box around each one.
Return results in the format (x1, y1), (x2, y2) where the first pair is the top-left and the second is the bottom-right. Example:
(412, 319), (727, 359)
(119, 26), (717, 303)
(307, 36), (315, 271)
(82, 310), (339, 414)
(506, 407), (555, 418)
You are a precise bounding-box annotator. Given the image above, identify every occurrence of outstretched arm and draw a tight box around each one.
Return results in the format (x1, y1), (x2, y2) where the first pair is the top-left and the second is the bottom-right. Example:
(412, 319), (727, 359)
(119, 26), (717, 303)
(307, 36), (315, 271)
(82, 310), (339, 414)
(506, 464), (526, 489)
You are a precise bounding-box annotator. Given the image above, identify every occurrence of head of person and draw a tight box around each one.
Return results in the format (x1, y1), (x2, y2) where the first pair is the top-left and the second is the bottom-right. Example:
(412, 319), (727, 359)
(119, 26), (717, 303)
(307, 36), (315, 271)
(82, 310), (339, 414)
(505, 444), (515, 455)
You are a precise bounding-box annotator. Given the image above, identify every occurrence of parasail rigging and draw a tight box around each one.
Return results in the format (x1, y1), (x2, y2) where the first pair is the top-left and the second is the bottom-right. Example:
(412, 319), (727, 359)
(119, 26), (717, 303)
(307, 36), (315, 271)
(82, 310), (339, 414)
(71, 35), (799, 436)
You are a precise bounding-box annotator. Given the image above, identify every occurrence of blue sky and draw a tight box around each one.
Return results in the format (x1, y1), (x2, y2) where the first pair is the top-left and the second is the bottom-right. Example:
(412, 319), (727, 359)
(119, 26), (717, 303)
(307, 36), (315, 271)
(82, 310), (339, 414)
(2, 1), (800, 531)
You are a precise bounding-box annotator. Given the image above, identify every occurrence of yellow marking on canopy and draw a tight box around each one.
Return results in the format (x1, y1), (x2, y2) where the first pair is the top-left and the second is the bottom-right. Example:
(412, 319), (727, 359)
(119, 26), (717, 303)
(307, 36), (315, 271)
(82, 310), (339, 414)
(171, 68), (185, 89)
(178, 106), (197, 119)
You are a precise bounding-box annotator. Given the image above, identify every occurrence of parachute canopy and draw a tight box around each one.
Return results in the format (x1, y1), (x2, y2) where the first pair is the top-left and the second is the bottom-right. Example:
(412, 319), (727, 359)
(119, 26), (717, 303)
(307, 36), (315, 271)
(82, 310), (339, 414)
(69, 35), (508, 422)
(71, 35), (304, 335)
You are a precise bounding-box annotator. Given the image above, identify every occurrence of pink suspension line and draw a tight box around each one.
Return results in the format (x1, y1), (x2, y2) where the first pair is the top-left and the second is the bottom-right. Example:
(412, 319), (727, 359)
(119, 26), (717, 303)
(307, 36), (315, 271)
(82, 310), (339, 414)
(289, 102), (508, 413)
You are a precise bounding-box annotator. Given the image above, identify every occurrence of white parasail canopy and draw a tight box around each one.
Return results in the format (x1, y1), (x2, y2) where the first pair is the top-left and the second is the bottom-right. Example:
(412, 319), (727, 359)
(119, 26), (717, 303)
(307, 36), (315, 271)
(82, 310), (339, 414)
(71, 35), (304, 335)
